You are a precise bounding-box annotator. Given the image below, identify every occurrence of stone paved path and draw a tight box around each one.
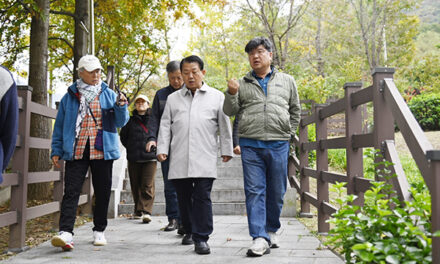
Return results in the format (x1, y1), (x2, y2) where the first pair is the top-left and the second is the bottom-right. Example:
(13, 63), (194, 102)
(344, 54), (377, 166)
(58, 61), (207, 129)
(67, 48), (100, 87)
(3, 216), (344, 264)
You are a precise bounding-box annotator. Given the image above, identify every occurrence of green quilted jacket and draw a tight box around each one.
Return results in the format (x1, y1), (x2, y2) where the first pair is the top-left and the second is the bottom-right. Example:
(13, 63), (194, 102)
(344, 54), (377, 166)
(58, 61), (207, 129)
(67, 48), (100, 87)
(223, 68), (300, 141)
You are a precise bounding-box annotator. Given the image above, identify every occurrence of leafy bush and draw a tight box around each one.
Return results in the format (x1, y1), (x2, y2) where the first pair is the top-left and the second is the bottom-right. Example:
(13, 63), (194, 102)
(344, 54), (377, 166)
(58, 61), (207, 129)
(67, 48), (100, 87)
(326, 150), (434, 263)
(408, 93), (440, 131)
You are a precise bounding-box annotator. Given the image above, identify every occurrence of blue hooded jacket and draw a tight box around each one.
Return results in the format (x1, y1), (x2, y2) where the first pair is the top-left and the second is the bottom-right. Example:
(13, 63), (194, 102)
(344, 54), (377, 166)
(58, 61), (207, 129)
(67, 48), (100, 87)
(51, 81), (129, 161)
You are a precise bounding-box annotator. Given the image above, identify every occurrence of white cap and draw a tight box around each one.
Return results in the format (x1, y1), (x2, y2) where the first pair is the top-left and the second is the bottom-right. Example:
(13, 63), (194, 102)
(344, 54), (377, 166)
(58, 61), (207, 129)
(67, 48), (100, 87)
(134, 94), (150, 104)
(77, 55), (103, 72)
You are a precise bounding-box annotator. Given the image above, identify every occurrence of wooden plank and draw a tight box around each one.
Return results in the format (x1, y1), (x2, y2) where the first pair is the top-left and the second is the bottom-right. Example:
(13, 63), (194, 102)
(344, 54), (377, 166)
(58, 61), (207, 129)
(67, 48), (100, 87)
(29, 101), (57, 119)
(289, 175), (301, 193)
(320, 99), (345, 119)
(354, 177), (373, 193)
(303, 167), (318, 179)
(322, 201), (337, 215)
(26, 202), (60, 220)
(303, 192), (319, 208)
(302, 141), (317, 151)
(0, 173), (19, 187)
(351, 85), (373, 107)
(28, 137), (51, 149)
(383, 140), (411, 201)
(28, 171), (61, 184)
(352, 133), (374, 149)
(321, 171), (348, 184)
(0, 211), (18, 228)
(301, 114), (315, 127)
(320, 137), (346, 149)
(292, 135), (300, 147)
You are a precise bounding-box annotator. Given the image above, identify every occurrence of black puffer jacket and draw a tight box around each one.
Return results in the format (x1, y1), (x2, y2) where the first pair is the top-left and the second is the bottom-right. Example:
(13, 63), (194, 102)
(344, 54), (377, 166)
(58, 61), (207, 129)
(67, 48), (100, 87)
(120, 109), (156, 161)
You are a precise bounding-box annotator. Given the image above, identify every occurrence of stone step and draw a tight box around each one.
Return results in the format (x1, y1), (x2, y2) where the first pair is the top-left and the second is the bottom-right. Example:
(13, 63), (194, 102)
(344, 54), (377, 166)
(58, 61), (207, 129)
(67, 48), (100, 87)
(118, 202), (247, 216)
(124, 177), (244, 193)
(119, 187), (296, 217)
(120, 189), (246, 204)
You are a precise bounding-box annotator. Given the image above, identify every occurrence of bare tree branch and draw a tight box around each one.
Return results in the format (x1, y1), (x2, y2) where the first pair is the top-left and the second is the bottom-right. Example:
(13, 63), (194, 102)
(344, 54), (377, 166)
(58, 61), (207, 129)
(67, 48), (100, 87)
(48, 37), (74, 51)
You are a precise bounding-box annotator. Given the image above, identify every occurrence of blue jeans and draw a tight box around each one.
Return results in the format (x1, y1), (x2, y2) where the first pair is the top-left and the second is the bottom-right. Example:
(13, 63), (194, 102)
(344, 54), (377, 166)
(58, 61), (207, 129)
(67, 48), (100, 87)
(241, 142), (289, 241)
(161, 158), (180, 221)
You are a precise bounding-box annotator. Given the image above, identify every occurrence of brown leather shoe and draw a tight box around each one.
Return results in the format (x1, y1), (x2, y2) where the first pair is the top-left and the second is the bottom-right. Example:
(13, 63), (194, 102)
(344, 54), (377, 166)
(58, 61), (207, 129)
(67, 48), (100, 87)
(164, 219), (178, 231)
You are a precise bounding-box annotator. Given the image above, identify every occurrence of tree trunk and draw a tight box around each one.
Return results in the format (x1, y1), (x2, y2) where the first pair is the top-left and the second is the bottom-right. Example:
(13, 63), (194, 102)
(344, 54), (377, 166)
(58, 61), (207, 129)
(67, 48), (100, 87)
(73, 0), (89, 81)
(28, 0), (51, 200)
(315, 3), (325, 77)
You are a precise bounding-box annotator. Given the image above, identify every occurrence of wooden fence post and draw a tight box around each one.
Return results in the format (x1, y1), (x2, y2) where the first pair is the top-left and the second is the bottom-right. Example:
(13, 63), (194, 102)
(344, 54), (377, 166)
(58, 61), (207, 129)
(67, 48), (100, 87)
(427, 150), (440, 264)
(9, 86), (32, 251)
(315, 104), (329, 233)
(372, 68), (395, 180)
(298, 116), (312, 217)
(344, 82), (364, 206)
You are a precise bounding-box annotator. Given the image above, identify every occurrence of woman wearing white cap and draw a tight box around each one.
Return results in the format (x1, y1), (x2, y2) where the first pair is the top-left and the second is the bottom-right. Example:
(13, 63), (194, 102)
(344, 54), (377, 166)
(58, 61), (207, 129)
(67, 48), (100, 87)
(120, 94), (157, 223)
(50, 54), (129, 250)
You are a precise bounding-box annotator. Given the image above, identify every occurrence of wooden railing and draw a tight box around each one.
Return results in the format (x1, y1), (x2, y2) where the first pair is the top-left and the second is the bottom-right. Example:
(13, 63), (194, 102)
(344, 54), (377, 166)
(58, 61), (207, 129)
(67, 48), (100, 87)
(288, 68), (440, 262)
(0, 86), (93, 252)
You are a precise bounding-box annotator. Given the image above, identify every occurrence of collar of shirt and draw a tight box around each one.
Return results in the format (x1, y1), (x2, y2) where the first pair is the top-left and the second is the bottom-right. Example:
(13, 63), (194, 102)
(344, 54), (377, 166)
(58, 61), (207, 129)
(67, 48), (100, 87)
(183, 83), (208, 96)
(252, 68), (273, 96)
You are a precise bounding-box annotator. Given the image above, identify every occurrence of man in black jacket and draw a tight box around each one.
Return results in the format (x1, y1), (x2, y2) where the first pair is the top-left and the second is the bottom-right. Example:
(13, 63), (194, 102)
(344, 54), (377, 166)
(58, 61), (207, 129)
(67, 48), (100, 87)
(146, 61), (184, 233)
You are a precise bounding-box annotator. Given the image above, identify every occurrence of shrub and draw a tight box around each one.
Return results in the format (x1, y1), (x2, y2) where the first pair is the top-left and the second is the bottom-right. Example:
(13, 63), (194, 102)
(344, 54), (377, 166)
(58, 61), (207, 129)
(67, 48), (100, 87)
(325, 151), (434, 263)
(408, 93), (440, 131)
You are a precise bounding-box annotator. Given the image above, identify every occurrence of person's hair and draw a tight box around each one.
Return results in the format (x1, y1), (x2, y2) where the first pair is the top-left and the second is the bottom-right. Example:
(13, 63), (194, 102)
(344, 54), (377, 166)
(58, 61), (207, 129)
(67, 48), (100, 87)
(166, 61), (180, 73)
(180, 55), (204, 71)
(244, 37), (273, 53)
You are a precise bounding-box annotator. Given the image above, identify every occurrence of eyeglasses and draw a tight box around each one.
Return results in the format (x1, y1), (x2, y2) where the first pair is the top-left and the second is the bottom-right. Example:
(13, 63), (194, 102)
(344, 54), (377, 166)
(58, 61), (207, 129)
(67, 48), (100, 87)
(248, 49), (268, 57)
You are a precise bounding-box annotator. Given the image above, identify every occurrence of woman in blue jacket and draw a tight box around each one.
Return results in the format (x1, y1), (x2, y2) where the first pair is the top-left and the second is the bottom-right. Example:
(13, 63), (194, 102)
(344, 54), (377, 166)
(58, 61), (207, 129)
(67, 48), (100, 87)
(50, 55), (129, 251)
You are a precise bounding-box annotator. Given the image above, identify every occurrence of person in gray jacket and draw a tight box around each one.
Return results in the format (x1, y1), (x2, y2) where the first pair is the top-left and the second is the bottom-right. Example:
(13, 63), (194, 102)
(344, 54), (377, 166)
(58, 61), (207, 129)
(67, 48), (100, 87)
(157, 55), (233, 255)
(223, 37), (300, 257)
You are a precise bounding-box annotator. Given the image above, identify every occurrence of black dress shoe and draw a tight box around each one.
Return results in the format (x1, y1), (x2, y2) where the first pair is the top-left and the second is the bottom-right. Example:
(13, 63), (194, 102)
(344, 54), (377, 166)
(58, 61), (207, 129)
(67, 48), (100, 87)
(164, 219), (178, 231)
(182, 234), (193, 245)
(177, 223), (185, 235)
(194, 241), (210, 255)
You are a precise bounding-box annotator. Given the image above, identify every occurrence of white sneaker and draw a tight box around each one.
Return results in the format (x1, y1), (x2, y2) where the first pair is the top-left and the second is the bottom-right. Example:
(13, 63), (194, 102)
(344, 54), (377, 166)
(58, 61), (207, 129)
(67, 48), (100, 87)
(268, 232), (279, 248)
(142, 213), (152, 223)
(93, 231), (107, 246)
(51, 231), (74, 251)
(246, 237), (270, 257)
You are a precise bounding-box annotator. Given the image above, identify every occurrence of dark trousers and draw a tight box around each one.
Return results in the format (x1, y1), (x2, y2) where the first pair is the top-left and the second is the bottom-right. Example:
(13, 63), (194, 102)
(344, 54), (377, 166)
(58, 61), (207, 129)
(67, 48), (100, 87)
(59, 144), (113, 234)
(172, 178), (214, 243)
(161, 158), (180, 221)
(127, 161), (156, 215)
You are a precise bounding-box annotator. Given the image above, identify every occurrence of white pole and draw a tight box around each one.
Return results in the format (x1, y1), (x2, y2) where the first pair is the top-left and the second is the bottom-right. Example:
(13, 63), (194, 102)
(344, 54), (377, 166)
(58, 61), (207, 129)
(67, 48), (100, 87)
(90, 0), (95, 55)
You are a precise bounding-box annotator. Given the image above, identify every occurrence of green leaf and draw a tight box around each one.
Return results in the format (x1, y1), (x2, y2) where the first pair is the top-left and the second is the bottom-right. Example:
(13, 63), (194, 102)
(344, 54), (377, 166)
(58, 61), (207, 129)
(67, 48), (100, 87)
(385, 255), (400, 264)
(359, 251), (374, 262)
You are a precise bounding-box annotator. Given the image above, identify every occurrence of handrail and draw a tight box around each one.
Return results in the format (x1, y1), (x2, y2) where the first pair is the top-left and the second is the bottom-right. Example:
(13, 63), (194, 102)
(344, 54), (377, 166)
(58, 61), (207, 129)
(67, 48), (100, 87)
(289, 67), (439, 261)
(1, 87), (93, 252)
(383, 78), (433, 190)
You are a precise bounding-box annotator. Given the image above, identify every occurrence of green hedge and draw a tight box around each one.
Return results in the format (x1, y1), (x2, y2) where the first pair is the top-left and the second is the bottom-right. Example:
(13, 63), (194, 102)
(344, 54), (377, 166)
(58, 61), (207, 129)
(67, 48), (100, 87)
(408, 93), (440, 131)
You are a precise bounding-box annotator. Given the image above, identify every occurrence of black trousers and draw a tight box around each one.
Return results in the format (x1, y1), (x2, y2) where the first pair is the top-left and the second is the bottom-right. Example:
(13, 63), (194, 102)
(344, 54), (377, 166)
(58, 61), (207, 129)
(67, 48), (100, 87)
(59, 143), (113, 234)
(172, 178), (214, 243)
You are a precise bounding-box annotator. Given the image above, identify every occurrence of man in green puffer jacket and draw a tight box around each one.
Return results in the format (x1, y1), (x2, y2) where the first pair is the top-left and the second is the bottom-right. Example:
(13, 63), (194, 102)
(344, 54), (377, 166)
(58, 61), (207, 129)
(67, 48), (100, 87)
(223, 37), (300, 257)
